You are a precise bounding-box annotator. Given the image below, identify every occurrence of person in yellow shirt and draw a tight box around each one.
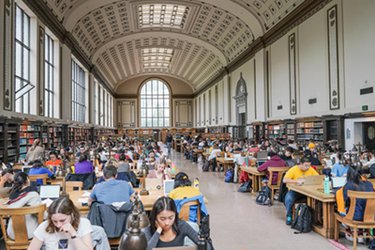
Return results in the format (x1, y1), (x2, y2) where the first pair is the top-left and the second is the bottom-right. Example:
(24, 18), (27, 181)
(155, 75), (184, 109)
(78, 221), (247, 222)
(283, 157), (318, 225)
(168, 172), (201, 200)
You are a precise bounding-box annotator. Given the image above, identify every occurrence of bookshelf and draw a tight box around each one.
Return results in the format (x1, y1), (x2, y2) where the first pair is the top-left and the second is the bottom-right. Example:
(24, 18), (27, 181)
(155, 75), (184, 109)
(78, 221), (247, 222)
(285, 121), (296, 141)
(267, 122), (285, 139)
(296, 119), (324, 142)
(0, 118), (21, 163)
(48, 125), (64, 150)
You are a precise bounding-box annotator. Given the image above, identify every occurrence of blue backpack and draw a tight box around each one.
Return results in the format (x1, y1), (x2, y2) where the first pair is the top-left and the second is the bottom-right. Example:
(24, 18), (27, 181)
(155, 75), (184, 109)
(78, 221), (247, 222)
(224, 169), (234, 183)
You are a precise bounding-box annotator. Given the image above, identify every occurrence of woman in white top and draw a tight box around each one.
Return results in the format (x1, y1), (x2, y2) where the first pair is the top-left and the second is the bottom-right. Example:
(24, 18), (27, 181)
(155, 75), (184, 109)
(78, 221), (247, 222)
(7, 172), (41, 239)
(28, 197), (93, 250)
(25, 139), (45, 163)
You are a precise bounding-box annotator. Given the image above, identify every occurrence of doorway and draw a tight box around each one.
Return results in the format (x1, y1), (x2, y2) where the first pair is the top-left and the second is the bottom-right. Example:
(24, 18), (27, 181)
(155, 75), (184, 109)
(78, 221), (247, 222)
(363, 122), (375, 150)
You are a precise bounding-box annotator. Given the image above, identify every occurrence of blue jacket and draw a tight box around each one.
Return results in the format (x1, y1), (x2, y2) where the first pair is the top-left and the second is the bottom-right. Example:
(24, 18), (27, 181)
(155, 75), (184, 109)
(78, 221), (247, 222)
(174, 195), (208, 223)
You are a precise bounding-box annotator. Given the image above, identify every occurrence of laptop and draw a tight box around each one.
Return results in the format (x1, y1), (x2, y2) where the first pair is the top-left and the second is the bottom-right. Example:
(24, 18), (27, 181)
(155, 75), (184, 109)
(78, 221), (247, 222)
(163, 180), (175, 196)
(154, 247), (196, 250)
(303, 175), (324, 185)
(145, 178), (163, 190)
(39, 185), (60, 200)
(331, 177), (347, 189)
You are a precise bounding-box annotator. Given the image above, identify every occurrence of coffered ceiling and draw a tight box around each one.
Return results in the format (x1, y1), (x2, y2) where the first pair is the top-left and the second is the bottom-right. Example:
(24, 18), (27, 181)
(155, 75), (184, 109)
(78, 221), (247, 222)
(41, 0), (305, 91)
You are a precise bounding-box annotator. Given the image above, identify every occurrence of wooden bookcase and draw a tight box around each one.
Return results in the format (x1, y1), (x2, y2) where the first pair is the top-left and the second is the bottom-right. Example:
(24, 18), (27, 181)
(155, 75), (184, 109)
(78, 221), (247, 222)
(296, 118), (324, 144)
(0, 118), (21, 163)
(19, 121), (42, 161)
(267, 121), (286, 139)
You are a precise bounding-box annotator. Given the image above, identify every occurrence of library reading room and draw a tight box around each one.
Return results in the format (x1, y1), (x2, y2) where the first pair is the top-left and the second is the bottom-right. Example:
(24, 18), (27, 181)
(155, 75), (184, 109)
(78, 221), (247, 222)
(0, 0), (375, 249)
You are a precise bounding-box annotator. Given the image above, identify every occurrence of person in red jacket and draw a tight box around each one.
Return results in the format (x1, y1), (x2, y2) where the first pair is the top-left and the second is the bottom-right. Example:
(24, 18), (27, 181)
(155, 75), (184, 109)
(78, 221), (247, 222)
(257, 151), (287, 185)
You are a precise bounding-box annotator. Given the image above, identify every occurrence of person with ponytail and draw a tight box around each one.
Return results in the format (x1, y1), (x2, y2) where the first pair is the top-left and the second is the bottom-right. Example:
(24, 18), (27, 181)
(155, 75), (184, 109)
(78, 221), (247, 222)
(168, 172), (201, 200)
(6, 172), (41, 239)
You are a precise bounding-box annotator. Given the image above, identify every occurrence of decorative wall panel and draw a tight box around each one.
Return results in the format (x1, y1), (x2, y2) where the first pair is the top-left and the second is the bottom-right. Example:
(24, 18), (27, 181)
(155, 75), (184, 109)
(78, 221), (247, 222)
(174, 100), (193, 127)
(288, 33), (297, 115)
(3, 0), (13, 111)
(327, 5), (339, 110)
(117, 100), (136, 127)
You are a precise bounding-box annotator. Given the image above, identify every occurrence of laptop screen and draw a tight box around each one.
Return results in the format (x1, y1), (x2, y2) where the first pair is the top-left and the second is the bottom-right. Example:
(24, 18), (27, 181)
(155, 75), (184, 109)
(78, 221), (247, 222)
(331, 177), (347, 189)
(39, 185), (60, 199)
(163, 180), (175, 196)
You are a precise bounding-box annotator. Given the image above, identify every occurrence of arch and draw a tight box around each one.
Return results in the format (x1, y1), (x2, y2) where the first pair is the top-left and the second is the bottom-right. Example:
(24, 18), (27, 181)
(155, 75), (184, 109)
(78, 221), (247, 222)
(234, 72), (248, 138)
(139, 78), (171, 128)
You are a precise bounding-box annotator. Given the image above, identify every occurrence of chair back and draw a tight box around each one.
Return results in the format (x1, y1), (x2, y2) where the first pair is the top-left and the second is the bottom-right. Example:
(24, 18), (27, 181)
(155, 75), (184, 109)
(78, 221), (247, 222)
(346, 190), (375, 222)
(0, 204), (46, 249)
(28, 174), (49, 185)
(178, 200), (201, 224)
(65, 181), (83, 192)
(267, 167), (290, 187)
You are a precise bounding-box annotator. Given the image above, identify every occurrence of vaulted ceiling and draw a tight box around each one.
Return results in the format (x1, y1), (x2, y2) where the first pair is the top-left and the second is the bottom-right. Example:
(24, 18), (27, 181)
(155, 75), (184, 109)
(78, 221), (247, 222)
(41, 0), (305, 92)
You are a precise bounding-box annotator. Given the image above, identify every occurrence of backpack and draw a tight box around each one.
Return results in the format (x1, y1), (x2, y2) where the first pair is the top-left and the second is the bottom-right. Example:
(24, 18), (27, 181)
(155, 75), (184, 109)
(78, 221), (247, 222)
(278, 173), (288, 203)
(238, 181), (252, 192)
(255, 186), (271, 206)
(369, 239), (375, 249)
(224, 169), (234, 183)
(202, 160), (210, 172)
(291, 204), (312, 233)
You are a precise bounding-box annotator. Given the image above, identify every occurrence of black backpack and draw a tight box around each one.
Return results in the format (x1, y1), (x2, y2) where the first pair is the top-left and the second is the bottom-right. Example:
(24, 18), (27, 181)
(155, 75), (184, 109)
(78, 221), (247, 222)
(202, 160), (210, 172)
(255, 186), (271, 206)
(291, 204), (312, 233)
(238, 181), (252, 193)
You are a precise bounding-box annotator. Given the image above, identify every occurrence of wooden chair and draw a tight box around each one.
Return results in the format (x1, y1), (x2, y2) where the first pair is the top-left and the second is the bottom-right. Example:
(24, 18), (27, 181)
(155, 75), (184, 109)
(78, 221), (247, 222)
(267, 167), (290, 204)
(28, 174), (49, 185)
(179, 200), (201, 225)
(65, 181), (83, 192)
(0, 204), (46, 250)
(334, 190), (375, 250)
(109, 238), (121, 248)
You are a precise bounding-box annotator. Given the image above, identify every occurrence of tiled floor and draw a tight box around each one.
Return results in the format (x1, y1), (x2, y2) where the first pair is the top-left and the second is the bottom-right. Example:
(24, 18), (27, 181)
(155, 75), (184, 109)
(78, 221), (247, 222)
(169, 151), (368, 250)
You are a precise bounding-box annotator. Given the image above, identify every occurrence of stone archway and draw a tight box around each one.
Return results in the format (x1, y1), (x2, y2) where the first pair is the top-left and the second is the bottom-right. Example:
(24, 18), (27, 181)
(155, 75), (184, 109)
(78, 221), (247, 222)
(233, 73), (247, 139)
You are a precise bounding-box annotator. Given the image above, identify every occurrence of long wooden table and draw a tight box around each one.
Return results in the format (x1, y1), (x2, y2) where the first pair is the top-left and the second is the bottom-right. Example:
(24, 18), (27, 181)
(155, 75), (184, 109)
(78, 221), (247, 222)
(216, 157), (234, 173)
(240, 166), (266, 192)
(287, 184), (336, 239)
(69, 189), (208, 214)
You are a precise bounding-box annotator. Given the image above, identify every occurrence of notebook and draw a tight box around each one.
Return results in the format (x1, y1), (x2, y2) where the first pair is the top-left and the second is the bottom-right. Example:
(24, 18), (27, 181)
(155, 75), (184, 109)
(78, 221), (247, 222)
(303, 175), (324, 185)
(145, 178), (163, 190)
(163, 180), (175, 196)
(331, 177), (347, 189)
(39, 185), (60, 200)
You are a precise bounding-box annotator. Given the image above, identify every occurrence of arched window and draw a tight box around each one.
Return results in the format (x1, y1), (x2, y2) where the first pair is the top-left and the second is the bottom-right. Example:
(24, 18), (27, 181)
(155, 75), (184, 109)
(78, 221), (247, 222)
(140, 79), (170, 127)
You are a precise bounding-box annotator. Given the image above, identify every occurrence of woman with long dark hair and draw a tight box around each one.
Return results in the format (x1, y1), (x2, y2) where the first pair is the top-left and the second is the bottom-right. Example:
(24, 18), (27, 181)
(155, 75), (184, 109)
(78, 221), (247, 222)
(28, 196), (93, 250)
(146, 196), (207, 249)
(7, 172), (41, 239)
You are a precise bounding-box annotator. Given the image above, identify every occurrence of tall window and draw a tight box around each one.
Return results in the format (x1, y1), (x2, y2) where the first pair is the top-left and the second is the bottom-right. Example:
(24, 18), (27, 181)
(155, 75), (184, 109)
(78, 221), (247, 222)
(140, 79), (170, 127)
(71, 60), (87, 123)
(44, 33), (54, 117)
(15, 5), (33, 114)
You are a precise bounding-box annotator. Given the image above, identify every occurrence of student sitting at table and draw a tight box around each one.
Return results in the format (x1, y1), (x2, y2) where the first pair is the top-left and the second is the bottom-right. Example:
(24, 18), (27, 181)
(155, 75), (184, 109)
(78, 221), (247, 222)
(257, 151), (287, 185)
(145, 196), (212, 250)
(29, 160), (54, 185)
(280, 147), (295, 167)
(89, 165), (135, 205)
(28, 197), (93, 250)
(117, 154), (130, 173)
(74, 155), (94, 174)
(283, 157), (318, 225)
(7, 172), (41, 240)
(0, 168), (14, 188)
(331, 153), (349, 177)
(45, 151), (63, 169)
(168, 172), (201, 200)
(148, 162), (171, 180)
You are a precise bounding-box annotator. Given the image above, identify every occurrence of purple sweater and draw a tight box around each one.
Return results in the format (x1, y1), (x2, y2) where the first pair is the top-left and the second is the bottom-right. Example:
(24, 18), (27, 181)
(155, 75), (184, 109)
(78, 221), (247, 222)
(74, 160), (94, 174)
(257, 155), (286, 184)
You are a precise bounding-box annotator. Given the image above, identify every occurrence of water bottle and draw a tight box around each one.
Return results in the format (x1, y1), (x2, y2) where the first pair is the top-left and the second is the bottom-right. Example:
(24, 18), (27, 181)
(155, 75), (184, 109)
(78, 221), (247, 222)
(324, 176), (330, 194)
(193, 178), (200, 190)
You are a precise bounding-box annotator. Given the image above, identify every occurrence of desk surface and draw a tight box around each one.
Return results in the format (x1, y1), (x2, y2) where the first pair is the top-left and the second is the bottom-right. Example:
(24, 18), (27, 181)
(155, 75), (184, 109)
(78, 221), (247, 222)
(287, 184), (335, 202)
(240, 166), (265, 176)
